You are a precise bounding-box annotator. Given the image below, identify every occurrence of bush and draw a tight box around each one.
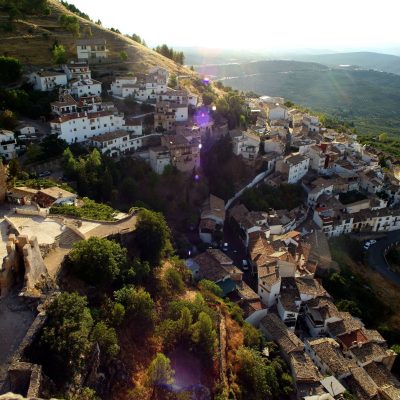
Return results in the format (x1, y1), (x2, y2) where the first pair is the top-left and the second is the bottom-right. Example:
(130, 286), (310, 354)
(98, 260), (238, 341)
(50, 197), (117, 221)
(114, 286), (155, 326)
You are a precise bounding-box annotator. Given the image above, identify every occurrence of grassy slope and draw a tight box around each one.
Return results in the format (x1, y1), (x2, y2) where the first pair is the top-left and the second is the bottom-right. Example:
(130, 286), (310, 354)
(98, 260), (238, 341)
(0, 0), (193, 75)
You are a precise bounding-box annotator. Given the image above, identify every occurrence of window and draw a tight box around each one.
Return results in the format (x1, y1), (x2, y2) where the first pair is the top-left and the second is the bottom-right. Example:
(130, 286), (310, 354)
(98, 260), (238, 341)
(91, 127), (95, 130)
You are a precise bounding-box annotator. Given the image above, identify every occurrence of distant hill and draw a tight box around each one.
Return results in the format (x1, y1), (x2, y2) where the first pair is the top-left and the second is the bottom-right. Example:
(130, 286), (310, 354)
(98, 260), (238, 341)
(197, 60), (400, 136)
(291, 52), (400, 75)
(0, 0), (192, 75)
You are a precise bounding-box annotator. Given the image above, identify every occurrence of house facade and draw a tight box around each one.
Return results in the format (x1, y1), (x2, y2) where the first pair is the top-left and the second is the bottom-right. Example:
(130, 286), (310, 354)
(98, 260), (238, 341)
(29, 71), (68, 91)
(76, 39), (108, 61)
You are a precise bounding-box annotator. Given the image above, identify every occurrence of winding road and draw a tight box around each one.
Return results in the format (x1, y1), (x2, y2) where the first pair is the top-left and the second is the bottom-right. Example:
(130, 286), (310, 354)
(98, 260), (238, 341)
(366, 230), (400, 286)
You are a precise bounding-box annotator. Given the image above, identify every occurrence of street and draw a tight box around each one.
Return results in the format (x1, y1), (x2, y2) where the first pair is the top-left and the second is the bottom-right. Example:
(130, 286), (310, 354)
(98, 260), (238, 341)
(366, 230), (400, 286)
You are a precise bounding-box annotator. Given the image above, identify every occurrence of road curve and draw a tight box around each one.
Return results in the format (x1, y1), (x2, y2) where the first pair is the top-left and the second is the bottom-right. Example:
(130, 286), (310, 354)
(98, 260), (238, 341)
(366, 230), (400, 286)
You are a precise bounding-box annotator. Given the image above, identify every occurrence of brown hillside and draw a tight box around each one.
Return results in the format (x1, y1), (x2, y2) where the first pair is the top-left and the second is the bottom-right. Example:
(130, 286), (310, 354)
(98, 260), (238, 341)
(0, 0), (193, 75)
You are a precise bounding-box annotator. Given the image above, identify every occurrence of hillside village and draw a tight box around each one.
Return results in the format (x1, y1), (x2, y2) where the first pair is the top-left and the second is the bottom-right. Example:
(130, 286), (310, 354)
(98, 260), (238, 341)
(2, 21), (400, 400)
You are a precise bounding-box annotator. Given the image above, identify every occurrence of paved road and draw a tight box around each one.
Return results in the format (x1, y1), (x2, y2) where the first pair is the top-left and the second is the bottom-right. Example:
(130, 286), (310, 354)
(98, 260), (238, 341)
(366, 230), (400, 286)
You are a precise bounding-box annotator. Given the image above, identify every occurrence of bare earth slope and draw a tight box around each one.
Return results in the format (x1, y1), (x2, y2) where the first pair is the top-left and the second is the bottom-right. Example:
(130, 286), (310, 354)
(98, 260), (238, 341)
(0, 0), (192, 75)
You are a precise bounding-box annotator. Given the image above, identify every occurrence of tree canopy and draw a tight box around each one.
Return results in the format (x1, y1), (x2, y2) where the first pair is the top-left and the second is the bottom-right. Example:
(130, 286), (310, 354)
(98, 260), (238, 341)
(40, 292), (93, 380)
(0, 57), (22, 84)
(154, 44), (184, 65)
(134, 208), (172, 266)
(68, 237), (129, 286)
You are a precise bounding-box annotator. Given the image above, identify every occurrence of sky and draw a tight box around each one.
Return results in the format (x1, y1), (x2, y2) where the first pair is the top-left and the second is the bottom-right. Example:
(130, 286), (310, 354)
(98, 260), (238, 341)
(67, 0), (400, 53)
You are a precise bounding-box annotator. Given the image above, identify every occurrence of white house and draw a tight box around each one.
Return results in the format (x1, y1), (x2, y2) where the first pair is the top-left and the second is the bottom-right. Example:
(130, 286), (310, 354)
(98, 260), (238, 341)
(303, 115), (320, 133)
(76, 38), (108, 61)
(124, 120), (143, 136)
(63, 62), (92, 80)
(264, 137), (285, 155)
(258, 263), (281, 307)
(155, 102), (189, 131)
(0, 130), (17, 160)
(149, 146), (171, 174)
(29, 71), (68, 91)
(232, 131), (261, 162)
(50, 92), (78, 115)
(267, 104), (289, 121)
(69, 79), (102, 98)
(89, 130), (139, 156)
(50, 110), (125, 143)
(276, 154), (310, 184)
(17, 125), (36, 136)
(110, 77), (137, 97)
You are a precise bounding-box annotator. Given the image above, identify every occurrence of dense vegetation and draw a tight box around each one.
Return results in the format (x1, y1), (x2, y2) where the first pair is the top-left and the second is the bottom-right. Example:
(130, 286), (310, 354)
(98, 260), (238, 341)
(0, 84), (58, 119)
(0, 56), (22, 84)
(50, 197), (118, 221)
(241, 183), (305, 211)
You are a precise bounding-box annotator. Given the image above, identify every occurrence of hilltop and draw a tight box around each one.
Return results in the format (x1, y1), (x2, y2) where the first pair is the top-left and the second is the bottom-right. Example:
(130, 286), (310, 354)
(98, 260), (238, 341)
(0, 0), (192, 75)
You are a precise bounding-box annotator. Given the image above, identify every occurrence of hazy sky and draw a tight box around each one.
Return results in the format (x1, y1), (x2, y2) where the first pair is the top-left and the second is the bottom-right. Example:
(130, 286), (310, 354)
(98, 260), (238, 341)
(67, 0), (400, 51)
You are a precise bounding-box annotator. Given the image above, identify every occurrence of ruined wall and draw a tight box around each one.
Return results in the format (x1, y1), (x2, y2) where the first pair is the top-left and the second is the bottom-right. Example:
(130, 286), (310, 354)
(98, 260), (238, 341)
(0, 234), (48, 298)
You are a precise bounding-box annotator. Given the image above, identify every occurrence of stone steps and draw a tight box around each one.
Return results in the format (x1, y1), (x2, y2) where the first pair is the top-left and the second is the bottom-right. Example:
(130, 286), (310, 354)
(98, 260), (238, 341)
(56, 228), (82, 248)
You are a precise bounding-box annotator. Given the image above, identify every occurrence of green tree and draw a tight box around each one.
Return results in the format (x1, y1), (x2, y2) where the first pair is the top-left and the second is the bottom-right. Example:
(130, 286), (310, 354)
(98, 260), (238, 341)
(8, 158), (20, 178)
(67, 387), (99, 400)
(40, 292), (93, 380)
(198, 279), (223, 298)
(163, 268), (185, 297)
(91, 321), (119, 359)
(236, 347), (271, 400)
(119, 50), (128, 61)
(379, 132), (388, 142)
(0, 56), (22, 84)
(191, 311), (216, 358)
(114, 286), (155, 325)
(68, 237), (129, 286)
(0, 109), (17, 130)
(168, 74), (177, 88)
(41, 133), (68, 157)
(59, 14), (80, 37)
(134, 209), (172, 266)
(52, 44), (67, 64)
(146, 353), (174, 396)
(336, 299), (362, 317)
(243, 323), (265, 350)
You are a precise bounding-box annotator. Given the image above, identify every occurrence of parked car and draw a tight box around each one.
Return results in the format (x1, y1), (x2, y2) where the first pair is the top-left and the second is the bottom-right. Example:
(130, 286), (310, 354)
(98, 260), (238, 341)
(222, 242), (228, 252)
(242, 260), (249, 270)
(38, 170), (52, 177)
(363, 242), (371, 250)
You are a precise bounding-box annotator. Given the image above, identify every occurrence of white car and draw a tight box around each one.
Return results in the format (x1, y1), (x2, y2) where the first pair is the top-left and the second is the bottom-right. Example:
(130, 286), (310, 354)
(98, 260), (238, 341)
(222, 242), (228, 252)
(242, 260), (249, 270)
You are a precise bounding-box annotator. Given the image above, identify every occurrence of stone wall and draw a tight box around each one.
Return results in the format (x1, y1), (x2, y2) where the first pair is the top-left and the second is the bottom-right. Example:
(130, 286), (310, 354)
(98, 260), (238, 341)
(0, 234), (48, 298)
(6, 312), (47, 398)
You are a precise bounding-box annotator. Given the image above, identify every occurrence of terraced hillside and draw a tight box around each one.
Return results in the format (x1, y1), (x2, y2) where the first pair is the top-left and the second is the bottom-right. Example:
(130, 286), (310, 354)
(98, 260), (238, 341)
(0, 0), (192, 75)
